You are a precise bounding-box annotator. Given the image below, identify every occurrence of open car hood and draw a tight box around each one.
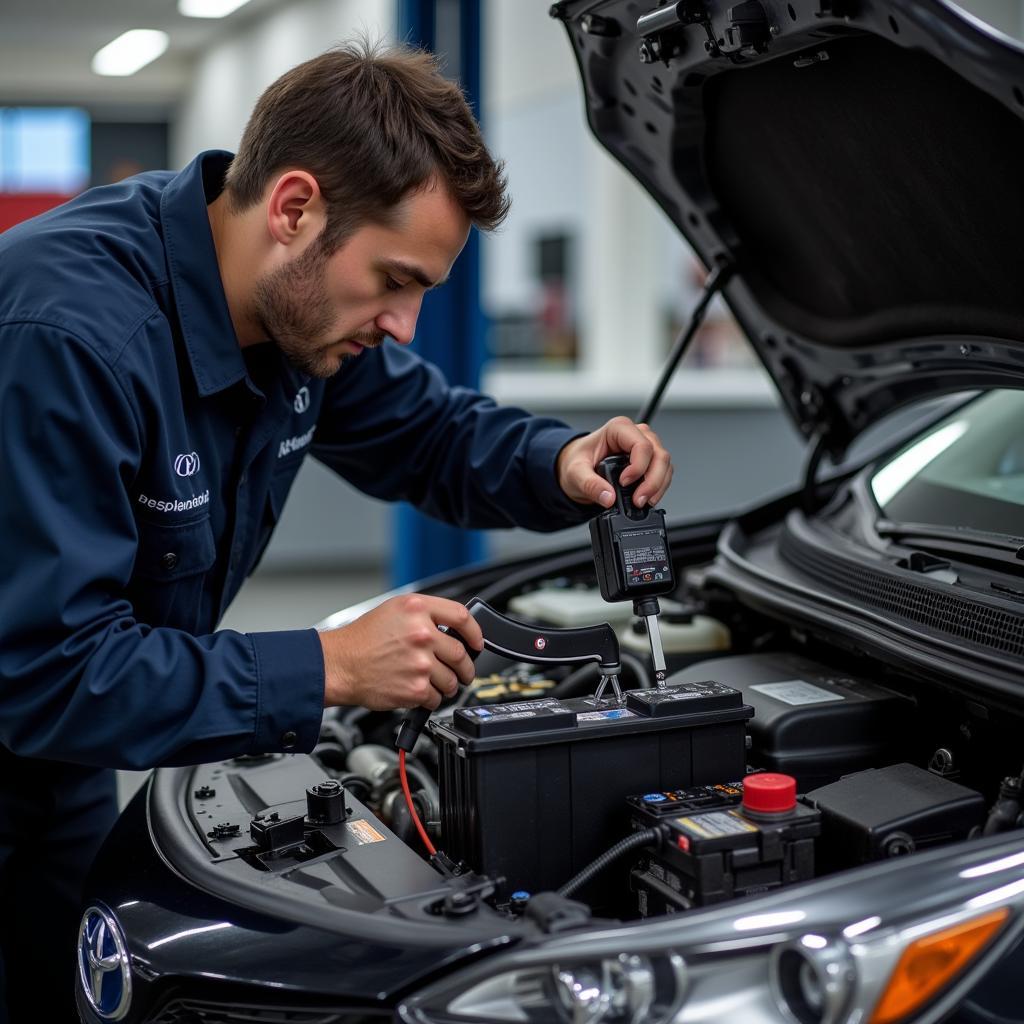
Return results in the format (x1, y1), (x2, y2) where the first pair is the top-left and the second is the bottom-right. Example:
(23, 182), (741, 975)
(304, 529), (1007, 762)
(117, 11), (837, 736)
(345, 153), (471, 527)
(552, 0), (1024, 453)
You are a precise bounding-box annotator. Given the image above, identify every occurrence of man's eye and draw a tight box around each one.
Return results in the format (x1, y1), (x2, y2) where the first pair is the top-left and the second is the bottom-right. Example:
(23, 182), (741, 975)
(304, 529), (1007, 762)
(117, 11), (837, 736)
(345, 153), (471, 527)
(385, 275), (403, 292)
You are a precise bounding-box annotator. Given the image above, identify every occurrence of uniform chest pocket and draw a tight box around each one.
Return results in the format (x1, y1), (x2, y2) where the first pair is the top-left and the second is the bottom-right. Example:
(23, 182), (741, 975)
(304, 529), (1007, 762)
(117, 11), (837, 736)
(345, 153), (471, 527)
(250, 459), (303, 574)
(130, 516), (217, 632)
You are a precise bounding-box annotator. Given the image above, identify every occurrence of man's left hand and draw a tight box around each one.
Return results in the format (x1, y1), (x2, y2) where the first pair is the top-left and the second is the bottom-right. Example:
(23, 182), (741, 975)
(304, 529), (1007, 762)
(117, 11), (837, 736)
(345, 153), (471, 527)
(556, 416), (673, 510)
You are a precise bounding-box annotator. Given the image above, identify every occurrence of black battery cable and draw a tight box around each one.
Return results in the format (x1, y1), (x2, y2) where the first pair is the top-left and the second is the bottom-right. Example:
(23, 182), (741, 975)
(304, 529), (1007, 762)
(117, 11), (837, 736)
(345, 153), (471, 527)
(557, 827), (664, 899)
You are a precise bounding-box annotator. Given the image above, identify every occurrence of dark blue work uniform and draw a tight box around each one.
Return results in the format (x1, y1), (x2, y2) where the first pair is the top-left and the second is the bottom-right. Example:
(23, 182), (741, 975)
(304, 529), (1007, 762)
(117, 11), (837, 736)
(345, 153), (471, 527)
(0, 152), (586, 1020)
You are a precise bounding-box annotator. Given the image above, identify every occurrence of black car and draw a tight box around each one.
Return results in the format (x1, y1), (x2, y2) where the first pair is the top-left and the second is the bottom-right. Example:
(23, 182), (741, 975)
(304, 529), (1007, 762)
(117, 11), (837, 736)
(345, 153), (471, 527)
(76, 1), (1024, 1022)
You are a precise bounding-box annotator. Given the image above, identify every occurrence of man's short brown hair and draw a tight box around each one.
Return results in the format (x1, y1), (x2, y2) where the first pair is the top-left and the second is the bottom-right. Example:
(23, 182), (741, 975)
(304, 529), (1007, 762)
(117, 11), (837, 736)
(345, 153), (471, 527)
(225, 39), (509, 248)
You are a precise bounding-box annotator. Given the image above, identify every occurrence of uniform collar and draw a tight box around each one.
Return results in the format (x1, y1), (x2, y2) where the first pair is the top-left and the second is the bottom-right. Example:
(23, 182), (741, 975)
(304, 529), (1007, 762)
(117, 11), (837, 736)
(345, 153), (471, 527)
(159, 150), (248, 397)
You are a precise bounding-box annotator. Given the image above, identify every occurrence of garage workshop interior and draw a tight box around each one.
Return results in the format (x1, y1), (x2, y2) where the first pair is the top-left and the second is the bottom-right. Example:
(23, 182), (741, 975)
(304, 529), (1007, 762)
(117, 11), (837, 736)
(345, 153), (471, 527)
(4, 2), (1024, 1024)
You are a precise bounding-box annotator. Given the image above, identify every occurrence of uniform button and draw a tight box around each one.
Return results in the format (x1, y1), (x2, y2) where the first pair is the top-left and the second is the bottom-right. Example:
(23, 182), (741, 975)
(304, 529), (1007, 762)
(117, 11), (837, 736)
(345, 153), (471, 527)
(282, 731), (297, 749)
(161, 552), (179, 570)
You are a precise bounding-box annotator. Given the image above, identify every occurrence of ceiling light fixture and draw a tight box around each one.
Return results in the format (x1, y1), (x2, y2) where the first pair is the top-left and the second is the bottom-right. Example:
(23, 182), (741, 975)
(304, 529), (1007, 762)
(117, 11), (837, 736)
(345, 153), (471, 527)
(178, 0), (253, 18)
(91, 30), (170, 77)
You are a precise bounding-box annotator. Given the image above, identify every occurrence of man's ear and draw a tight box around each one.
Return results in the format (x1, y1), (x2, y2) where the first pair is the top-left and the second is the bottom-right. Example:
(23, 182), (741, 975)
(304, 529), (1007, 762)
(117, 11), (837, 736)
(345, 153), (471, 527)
(265, 170), (325, 246)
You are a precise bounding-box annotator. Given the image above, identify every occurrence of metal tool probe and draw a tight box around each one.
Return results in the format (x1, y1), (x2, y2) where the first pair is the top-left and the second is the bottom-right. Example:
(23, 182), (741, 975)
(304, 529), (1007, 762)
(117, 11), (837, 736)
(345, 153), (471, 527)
(634, 595), (668, 687)
(593, 666), (624, 704)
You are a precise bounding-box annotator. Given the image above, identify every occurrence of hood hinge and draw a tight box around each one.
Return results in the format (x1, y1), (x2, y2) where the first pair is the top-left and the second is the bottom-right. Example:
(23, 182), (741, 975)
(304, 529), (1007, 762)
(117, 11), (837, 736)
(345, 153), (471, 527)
(801, 425), (832, 514)
(800, 416), (851, 514)
(638, 0), (771, 64)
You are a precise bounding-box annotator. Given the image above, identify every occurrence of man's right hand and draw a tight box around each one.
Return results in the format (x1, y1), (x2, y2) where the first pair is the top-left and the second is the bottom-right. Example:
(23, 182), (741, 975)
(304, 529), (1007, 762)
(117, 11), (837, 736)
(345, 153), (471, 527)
(319, 594), (483, 711)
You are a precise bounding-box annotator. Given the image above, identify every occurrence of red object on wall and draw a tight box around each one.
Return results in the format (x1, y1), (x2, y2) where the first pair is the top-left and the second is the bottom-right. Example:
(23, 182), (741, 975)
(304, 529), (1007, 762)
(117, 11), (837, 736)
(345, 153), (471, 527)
(0, 193), (74, 233)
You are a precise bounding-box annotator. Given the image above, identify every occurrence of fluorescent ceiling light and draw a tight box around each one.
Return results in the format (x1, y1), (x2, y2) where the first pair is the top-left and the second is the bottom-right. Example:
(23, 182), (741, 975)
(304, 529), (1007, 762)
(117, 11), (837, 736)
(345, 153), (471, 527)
(178, 0), (253, 17)
(91, 30), (169, 77)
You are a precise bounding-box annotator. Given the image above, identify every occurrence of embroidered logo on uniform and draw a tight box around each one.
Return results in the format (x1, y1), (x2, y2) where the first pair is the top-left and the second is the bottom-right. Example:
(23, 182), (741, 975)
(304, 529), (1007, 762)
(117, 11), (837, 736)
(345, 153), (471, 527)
(293, 386), (311, 414)
(174, 452), (201, 477)
(138, 490), (210, 513)
(279, 426), (315, 459)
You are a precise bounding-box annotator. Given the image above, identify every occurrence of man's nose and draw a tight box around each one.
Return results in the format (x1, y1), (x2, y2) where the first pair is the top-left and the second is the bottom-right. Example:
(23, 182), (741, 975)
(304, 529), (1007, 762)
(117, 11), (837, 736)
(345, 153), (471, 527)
(378, 297), (422, 347)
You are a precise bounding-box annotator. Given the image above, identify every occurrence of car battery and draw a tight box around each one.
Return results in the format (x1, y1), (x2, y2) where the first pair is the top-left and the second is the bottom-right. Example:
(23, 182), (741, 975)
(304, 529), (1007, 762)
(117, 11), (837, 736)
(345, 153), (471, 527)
(630, 773), (820, 915)
(431, 681), (753, 898)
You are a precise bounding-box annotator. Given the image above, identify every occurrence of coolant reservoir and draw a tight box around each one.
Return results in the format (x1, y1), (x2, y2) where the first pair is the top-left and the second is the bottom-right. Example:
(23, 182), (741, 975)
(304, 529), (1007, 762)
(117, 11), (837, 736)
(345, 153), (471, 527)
(620, 612), (731, 672)
(508, 585), (637, 627)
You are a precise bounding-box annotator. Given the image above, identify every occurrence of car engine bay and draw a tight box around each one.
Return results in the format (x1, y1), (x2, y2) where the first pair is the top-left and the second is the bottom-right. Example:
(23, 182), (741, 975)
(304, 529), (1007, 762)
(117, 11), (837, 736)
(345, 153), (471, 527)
(182, 470), (1024, 936)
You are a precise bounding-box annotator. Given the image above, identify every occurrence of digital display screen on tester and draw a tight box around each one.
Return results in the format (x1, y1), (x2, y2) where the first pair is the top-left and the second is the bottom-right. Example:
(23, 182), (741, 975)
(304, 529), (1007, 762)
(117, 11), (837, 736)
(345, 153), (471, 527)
(621, 528), (670, 588)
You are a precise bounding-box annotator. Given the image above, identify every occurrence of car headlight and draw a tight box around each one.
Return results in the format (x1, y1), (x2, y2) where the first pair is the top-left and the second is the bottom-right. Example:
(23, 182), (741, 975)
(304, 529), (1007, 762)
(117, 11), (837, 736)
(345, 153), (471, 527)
(405, 951), (686, 1023)
(399, 834), (1024, 1024)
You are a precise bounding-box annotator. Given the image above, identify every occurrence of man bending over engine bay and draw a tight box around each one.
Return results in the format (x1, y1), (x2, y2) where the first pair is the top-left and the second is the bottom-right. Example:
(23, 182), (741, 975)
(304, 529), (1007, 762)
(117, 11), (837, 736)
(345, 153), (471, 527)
(0, 41), (672, 1020)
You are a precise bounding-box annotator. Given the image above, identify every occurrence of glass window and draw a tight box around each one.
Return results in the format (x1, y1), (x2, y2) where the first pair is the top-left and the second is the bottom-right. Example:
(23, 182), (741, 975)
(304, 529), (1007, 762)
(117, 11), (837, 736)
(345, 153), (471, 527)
(0, 108), (90, 193)
(870, 390), (1024, 534)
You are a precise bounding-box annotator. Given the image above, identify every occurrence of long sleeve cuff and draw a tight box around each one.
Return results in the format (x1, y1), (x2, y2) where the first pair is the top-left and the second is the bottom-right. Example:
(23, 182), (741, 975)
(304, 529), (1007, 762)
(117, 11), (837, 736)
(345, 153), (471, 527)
(248, 628), (325, 754)
(526, 425), (594, 527)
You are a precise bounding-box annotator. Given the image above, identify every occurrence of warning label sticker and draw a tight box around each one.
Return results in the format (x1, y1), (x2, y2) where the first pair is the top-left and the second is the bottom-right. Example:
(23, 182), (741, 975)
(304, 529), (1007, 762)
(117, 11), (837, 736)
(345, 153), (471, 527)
(577, 708), (638, 722)
(345, 819), (386, 846)
(750, 680), (845, 706)
(677, 810), (758, 838)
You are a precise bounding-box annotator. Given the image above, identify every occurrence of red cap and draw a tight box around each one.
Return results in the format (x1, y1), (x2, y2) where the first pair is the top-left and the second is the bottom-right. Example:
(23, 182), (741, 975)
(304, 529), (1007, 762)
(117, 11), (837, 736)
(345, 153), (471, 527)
(742, 773), (797, 814)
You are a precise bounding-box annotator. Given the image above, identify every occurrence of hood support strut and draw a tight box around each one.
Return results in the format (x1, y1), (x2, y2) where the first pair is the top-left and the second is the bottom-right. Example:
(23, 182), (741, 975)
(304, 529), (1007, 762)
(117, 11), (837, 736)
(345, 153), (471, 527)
(637, 259), (735, 426)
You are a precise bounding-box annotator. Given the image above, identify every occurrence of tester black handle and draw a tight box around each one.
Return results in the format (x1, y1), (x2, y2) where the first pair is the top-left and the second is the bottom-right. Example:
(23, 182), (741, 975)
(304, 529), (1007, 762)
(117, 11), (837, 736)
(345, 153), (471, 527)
(466, 598), (620, 670)
(395, 600), (622, 753)
(395, 624), (480, 753)
(597, 455), (643, 520)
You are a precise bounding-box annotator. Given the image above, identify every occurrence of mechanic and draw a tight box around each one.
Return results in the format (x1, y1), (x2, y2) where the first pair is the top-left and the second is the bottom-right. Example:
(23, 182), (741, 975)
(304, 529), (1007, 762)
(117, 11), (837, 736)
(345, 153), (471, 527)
(0, 42), (672, 1021)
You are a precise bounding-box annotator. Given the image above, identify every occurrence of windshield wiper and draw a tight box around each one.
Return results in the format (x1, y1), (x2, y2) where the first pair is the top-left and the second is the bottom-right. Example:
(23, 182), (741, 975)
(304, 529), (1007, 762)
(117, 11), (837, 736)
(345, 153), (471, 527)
(875, 519), (1024, 569)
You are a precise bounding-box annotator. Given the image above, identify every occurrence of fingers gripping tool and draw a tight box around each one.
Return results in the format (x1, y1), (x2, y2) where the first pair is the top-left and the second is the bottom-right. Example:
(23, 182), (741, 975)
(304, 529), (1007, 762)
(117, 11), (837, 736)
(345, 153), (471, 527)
(395, 598), (622, 752)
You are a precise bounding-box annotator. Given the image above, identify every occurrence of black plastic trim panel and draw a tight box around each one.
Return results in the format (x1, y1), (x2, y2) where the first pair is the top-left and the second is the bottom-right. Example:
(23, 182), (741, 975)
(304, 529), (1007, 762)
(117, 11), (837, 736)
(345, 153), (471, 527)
(710, 520), (1024, 705)
(147, 767), (522, 950)
(779, 513), (1024, 658)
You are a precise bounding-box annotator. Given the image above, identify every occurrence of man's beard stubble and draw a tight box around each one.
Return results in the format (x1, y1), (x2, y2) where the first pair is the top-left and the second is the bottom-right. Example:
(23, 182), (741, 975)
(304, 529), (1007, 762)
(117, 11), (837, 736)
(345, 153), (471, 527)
(251, 239), (384, 379)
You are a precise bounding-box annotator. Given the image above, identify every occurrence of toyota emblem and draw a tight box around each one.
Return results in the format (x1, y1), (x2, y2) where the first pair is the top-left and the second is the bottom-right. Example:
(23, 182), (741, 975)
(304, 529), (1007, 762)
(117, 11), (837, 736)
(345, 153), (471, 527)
(78, 905), (132, 1021)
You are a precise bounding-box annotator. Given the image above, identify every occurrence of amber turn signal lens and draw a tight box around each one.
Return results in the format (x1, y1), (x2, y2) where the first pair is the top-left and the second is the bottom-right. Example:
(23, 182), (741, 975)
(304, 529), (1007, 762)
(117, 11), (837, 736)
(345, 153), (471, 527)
(869, 908), (1010, 1024)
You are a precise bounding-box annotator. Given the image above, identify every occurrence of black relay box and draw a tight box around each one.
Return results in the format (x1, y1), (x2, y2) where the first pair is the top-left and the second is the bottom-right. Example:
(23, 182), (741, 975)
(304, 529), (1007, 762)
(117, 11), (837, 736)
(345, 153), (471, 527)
(431, 681), (753, 898)
(626, 780), (746, 817)
(630, 780), (820, 914)
(805, 763), (986, 869)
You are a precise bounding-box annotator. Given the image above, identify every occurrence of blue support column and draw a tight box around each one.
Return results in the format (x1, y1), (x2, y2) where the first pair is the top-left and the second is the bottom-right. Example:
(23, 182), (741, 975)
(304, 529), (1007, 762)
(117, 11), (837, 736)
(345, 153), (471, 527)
(392, 0), (488, 586)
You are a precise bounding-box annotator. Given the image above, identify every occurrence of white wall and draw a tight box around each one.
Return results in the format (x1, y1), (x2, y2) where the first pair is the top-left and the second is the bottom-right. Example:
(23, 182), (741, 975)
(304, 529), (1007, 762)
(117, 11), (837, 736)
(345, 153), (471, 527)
(481, 0), (685, 389)
(171, 0), (394, 167)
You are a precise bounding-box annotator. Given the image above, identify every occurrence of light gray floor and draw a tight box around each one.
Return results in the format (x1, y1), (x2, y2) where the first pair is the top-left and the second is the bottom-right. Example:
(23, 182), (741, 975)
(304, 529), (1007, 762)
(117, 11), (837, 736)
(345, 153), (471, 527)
(115, 567), (388, 809)
(219, 568), (387, 633)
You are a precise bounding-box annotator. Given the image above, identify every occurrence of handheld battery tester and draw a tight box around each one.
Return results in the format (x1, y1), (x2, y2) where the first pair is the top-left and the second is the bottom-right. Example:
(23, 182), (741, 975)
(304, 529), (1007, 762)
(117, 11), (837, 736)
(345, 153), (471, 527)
(589, 454), (675, 685)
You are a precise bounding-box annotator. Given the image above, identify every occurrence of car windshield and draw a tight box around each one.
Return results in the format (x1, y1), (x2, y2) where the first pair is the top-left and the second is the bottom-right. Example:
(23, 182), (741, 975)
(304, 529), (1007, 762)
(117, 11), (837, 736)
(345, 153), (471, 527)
(870, 389), (1024, 537)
